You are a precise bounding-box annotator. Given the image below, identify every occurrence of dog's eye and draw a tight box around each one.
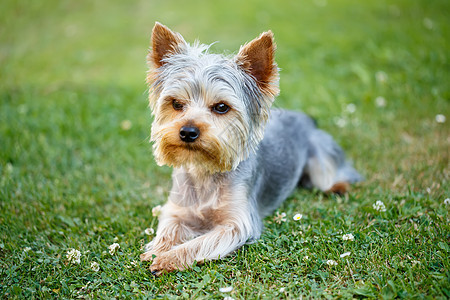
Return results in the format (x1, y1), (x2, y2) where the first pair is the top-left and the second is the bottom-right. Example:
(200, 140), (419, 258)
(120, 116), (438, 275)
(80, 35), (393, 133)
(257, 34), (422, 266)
(172, 99), (184, 111)
(212, 103), (230, 114)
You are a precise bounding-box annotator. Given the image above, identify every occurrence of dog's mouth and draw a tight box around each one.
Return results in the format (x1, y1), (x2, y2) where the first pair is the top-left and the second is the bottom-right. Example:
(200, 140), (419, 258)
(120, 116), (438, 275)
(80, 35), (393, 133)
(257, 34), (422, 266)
(155, 138), (233, 173)
(179, 142), (219, 161)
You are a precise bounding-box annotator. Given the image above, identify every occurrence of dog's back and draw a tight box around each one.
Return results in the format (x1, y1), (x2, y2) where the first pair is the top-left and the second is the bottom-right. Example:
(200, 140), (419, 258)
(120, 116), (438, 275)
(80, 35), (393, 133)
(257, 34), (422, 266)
(243, 109), (362, 218)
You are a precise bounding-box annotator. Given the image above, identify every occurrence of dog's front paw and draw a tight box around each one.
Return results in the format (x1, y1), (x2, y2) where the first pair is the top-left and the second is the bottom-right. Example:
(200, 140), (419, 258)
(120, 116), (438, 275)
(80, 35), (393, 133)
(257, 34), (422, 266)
(149, 251), (191, 276)
(140, 250), (158, 262)
(143, 240), (154, 252)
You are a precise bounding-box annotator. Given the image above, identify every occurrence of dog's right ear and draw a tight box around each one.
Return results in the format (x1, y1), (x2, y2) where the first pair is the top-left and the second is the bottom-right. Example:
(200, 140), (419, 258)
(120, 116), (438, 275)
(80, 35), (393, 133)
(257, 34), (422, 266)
(150, 22), (186, 68)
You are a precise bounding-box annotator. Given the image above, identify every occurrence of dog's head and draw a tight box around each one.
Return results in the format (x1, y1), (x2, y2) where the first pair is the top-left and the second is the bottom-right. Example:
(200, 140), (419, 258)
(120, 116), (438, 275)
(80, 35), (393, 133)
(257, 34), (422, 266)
(147, 22), (279, 173)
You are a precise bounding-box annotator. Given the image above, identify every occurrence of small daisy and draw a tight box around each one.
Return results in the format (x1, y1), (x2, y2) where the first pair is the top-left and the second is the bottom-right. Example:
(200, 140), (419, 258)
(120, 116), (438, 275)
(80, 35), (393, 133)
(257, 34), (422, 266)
(346, 103), (356, 114)
(66, 249), (81, 264)
(340, 252), (351, 258)
(444, 198), (450, 205)
(326, 259), (338, 266)
(303, 255), (309, 261)
(23, 247), (32, 253)
(423, 18), (433, 30)
(435, 114), (446, 124)
(120, 120), (132, 130)
(375, 96), (386, 107)
(293, 213), (303, 221)
(373, 200), (387, 212)
(219, 286), (233, 293)
(274, 212), (287, 224)
(375, 71), (388, 83)
(156, 186), (164, 195)
(342, 233), (355, 241)
(152, 205), (162, 217)
(279, 287), (285, 292)
(90, 262), (100, 272)
(108, 243), (120, 255)
(334, 117), (347, 128)
(144, 228), (155, 235)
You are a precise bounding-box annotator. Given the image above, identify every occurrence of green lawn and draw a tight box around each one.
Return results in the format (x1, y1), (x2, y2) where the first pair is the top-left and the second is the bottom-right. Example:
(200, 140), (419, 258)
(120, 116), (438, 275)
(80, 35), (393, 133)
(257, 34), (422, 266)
(1, 0), (449, 298)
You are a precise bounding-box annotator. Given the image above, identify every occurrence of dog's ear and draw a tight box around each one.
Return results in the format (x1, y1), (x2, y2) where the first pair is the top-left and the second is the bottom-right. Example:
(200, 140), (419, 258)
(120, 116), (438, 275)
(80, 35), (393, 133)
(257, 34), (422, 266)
(150, 22), (186, 68)
(236, 31), (279, 95)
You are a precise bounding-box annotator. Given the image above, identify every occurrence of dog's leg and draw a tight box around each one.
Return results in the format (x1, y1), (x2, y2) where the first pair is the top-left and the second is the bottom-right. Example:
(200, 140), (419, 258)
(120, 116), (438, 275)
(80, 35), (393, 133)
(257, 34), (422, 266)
(149, 223), (248, 275)
(140, 205), (193, 261)
(149, 186), (254, 275)
(305, 128), (362, 193)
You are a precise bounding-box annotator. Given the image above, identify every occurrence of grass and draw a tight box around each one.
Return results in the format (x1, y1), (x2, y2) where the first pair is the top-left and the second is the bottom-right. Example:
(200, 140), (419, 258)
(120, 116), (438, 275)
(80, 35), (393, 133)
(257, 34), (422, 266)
(0, 0), (449, 298)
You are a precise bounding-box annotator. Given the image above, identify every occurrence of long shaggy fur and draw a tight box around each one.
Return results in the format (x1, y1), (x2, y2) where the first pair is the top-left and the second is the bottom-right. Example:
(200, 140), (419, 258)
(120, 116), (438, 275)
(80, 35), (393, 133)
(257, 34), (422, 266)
(141, 22), (362, 275)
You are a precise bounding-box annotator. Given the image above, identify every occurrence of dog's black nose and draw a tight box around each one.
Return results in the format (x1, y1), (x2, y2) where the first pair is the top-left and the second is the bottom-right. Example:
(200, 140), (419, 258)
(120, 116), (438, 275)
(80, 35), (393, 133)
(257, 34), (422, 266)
(180, 126), (200, 143)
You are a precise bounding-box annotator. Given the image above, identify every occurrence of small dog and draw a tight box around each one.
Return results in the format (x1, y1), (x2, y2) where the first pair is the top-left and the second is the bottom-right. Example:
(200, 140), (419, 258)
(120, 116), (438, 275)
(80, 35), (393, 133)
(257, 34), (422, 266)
(141, 22), (362, 275)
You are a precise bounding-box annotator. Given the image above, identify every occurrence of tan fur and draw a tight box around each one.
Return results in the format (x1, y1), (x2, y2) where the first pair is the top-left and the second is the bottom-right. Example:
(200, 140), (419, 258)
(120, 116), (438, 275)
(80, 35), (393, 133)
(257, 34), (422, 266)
(150, 22), (185, 68)
(236, 31), (279, 97)
(327, 182), (350, 195)
(141, 23), (360, 275)
(151, 97), (252, 173)
(142, 179), (251, 275)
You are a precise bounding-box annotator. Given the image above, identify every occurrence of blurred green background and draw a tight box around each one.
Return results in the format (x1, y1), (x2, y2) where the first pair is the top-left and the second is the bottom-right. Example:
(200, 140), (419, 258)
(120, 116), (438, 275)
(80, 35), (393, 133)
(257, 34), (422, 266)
(1, 0), (448, 298)
(1, 0), (447, 193)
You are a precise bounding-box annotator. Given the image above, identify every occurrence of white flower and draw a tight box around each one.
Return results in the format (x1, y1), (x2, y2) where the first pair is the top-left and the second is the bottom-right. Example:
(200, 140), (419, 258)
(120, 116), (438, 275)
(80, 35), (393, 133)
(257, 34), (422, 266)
(219, 286), (233, 293)
(274, 212), (287, 224)
(303, 255), (309, 261)
(346, 103), (356, 114)
(144, 228), (154, 235)
(293, 213), (303, 221)
(90, 262), (100, 272)
(342, 233), (355, 241)
(340, 252), (351, 258)
(334, 117), (347, 128)
(375, 96), (386, 107)
(223, 297), (235, 300)
(152, 205), (162, 217)
(23, 247), (32, 253)
(326, 259), (338, 266)
(108, 243), (120, 255)
(375, 71), (388, 83)
(66, 249), (81, 264)
(120, 120), (132, 130)
(435, 114), (446, 123)
(279, 287), (285, 292)
(444, 198), (450, 205)
(373, 200), (387, 212)
(423, 18), (433, 30)
(156, 186), (164, 195)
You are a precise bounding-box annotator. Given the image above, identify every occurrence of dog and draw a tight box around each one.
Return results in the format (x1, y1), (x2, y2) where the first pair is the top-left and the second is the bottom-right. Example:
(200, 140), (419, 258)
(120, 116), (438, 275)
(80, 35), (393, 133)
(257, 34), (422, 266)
(140, 22), (362, 275)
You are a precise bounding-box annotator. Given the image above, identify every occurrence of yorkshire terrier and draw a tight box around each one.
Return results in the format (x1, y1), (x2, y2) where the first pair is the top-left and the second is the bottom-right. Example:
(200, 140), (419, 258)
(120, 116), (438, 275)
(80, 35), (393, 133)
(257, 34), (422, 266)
(140, 22), (362, 275)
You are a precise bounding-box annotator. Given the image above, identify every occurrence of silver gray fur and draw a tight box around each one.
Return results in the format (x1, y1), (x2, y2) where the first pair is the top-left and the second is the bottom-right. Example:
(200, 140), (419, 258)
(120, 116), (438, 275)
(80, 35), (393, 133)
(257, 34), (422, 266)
(226, 109), (362, 242)
(144, 24), (363, 269)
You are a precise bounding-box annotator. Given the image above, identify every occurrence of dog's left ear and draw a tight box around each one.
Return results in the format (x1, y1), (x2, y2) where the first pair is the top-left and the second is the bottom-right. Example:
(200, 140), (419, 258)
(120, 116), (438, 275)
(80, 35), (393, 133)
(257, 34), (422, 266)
(236, 31), (279, 96)
(150, 22), (187, 68)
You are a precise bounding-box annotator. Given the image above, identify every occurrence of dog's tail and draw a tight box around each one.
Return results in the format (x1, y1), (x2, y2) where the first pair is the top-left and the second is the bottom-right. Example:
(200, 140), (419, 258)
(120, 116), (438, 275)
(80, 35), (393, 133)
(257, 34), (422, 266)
(301, 128), (363, 194)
